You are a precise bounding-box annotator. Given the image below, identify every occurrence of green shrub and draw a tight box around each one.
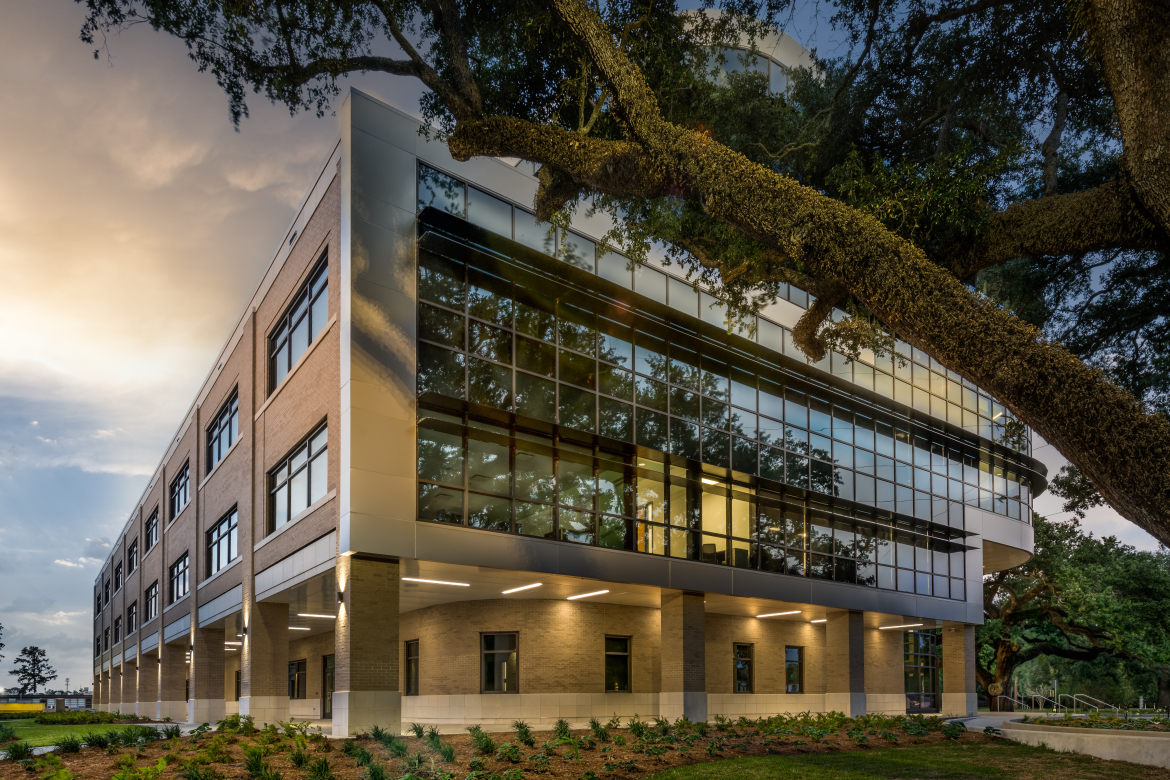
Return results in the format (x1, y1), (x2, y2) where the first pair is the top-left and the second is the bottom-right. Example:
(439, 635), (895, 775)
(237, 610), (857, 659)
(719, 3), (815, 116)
(83, 732), (111, 749)
(554, 720), (571, 741)
(36, 712), (137, 725)
(352, 746), (373, 767)
(385, 738), (409, 758)
(495, 743), (522, 763)
(466, 726), (495, 756)
(57, 734), (83, 753)
(161, 725), (182, 740)
(437, 743), (456, 763)
(409, 723), (426, 739)
(0, 725), (15, 743)
(289, 749), (310, 768)
(5, 740), (34, 761)
(587, 718), (610, 743)
(511, 721), (535, 748)
(364, 762), (388, 780)
(179, 763), (224, 780)
(425, 726), (441, 742)
(243, 745), (268, 778)
(307, 757), (335, 780)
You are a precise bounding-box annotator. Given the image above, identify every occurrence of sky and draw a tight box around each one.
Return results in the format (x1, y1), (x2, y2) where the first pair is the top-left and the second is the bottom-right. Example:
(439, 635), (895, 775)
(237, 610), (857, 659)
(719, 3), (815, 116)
(0, 0), (1159, 696)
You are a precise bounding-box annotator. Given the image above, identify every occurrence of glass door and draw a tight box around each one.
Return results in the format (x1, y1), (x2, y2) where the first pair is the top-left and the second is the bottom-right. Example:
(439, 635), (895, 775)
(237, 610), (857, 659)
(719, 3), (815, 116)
(322, 654), (335, 719)
(904, 630), (940, 713)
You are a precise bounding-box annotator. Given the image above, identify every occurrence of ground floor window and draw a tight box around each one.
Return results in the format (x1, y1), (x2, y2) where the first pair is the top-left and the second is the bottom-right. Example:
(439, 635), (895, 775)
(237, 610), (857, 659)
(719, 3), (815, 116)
(405, 641), (420, 696)
(605, 636), (631, 692)
(323, 655), (335, 719)
(289, 659), (307, 700)
(904, 630), (940, 713)
(482, 633), (518, 693)
(785, 646), (803, 693)
(734, 644), (753, 693)
(234, 670), (241, 702)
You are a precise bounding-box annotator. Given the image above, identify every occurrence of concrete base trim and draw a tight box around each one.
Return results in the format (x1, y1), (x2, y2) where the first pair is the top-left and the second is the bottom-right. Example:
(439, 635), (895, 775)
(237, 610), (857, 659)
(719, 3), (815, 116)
(334, 690), (401, 738)
(159, 700), (187, 723)
(190, 699), (227, 725)
(240, 696), (291, 727)
(403, 693), (660, 725)
(660, 693), (706, 724)
(824, 692), (867, 717)
(707, 693), (826, 718)
(941, 693), (978, 717)
(1001, 721), (1170, 769)
(864, 693), (907, 715)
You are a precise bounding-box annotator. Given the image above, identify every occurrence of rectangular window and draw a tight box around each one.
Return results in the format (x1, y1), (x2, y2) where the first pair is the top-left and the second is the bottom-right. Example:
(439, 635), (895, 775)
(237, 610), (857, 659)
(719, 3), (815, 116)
(103, 628), (110, 652)
(269, 424), (328, 533)
(481, 633), (518, 693)
(169, 554), (189, 604)
(235, 670), (241, 702)
(127, 602), (137, 635)
(170, 462), (190, 520)
(405, 640), (420, 696)
(270, 257), (329, 392)
(145, 511), (159, 551)
(94, 636), (101, 658)
(207, 509), (239, 576)
(785, 646), (803, 693)
(288, 659), (307, 699)
(145, 582), (158, 621)
(207, 390), (240, 471)
(127, 539), (138, 574)
(733, 643), (753, 693)
(104, 579), (110, 605)
(604, 636), (631, 692)
(113, 617), (122, 644)
(114, 563), (122, 593)
(95, 590), (101, 615)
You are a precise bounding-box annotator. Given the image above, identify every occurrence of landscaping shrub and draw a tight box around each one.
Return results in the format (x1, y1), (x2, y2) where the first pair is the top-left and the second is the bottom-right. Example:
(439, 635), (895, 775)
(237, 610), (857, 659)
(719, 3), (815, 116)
(4, 740), (33, 761)
(554, 720), (571, 741)
(57, 734), (83, 753)
(83, 732), (111, 749)
(307, 757), (335, 780)
(35, 711), (139, 725)
(512, 721), (536, 747)
(0, 725), (15, 743)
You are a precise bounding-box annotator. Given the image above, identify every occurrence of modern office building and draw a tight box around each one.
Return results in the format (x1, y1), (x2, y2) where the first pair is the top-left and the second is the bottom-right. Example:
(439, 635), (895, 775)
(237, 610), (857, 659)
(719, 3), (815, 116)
(91, 40), (1042, 734)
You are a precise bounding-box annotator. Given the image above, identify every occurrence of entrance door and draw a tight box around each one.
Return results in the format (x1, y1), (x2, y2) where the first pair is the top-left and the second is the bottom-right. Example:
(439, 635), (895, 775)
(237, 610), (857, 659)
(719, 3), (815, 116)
(904, 630), (940, 713)
(322, 654), (335, 719)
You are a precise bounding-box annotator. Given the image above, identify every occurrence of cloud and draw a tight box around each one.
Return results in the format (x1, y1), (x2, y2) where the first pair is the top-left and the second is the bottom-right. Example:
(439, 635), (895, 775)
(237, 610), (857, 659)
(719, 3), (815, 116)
(54, 560), (83, 569)
(82, 538), (111, 558)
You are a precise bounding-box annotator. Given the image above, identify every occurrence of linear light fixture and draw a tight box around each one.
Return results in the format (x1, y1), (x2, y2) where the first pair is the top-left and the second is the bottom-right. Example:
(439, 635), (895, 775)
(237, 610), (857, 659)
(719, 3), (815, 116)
(289, 626), (311, 631)
(224, 642), (243, 646)
(402, 577), (470, 587)
(700, 478), (719, 485)
(756, 611), (801, 618)
(878, 623), (924, 630)
(811, 619), (827, 623)
(298, 613), (337, 619)
(567, 590), (609, 600)
(992, 412), (1004, 420)
(502, 583), (542, 594)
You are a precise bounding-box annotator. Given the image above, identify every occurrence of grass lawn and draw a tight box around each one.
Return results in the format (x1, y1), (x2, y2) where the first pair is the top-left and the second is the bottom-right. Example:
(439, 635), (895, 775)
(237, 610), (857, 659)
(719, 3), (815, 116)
(645, 740), (1170, 780)
(2, 719), (141, 748)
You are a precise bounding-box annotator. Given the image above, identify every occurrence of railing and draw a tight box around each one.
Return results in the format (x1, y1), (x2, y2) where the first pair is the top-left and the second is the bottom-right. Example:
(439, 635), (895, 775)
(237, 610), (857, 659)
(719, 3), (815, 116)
(996, 695), (1032, 711)
(1029, 694), (1066, 711)
(1074, 694), (1120, 712)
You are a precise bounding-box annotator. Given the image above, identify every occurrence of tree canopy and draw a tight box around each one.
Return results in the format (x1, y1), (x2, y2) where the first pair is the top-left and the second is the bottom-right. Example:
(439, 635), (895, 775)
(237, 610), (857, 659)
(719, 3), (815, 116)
(8, 646), (57, 696)
(76, 0), (1170, 541)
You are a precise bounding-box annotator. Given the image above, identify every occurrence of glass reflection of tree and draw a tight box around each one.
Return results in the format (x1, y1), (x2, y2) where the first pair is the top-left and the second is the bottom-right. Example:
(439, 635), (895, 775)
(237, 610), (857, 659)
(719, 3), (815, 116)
(418, 166), (464, 215)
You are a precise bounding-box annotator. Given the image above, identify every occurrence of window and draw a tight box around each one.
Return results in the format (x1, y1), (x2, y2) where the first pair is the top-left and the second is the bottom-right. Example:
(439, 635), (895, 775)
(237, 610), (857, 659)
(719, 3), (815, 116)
(405, 641), (419, 696)
(95, 590), (101, 615)
(270, 257), (329, 391)
(170, 462), (190, 520)
(127, 602), (138, 635)
(145, 511), (159, 552)
(207, 390), (240, 471)
(605, 636), (631, 692)
(288, 660), (307, 699)
(904, 630), (940, 713)
(127, 539), (138, 574)
(103, 628), (110, 652)
(113, 617), (122, 644)
(733, 644), (753, 693)
(235, 670), (241, 702)
(481, 633), (518, 693)
(207, 509), (239, 576)
(114, 563), (122, 593)
(785, 646), (803, 693)
(169, 554), (189, 604)
(145, 582), (158, 621)
(269, 424), (328, 532)
(94, 636), (101, 658)
(104, 579), (110, 605)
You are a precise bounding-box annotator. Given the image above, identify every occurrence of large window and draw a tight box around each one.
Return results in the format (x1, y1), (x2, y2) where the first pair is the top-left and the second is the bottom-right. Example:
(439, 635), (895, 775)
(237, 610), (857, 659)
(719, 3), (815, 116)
(127, 602), (138, 635)
(170, 462), (190, 520)
(413, 210), (1039, 526)
(127, 539), (138, 574)
(114, 562), (122, 593)
(104, 579), (110, 605)
(785, 646), (803, 693)
(270, 424), (328, 532)
(169, 554), (189, 604)
(103, 628), (109, 652)
(94, 636), (101, 658)
(605, 636), (631, 692)
(905, 630), (940, 713)
(207, 509), (238, 576)
(405, 641), (419, 696)
(207, 390), (240, 471)
(270, 258), (329, 391)
(145, 510), (159, 552)
(481, 633), (518, 693)
(288, 660), (307, 699)
(113, 617), (122, 645)
(145, 582), (158, 621)
(733, 644), (753, 693)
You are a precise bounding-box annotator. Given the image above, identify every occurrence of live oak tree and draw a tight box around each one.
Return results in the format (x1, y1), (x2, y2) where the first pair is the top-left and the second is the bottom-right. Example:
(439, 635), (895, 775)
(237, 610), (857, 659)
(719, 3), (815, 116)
(76, 0), (1170, 541)
(9, 646), (58, 696)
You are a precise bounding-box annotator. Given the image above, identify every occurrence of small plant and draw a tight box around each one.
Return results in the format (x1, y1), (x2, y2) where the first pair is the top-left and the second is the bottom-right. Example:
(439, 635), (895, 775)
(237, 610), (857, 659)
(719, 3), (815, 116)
(588, 718), (610, 743)
(605, 715), (622, 730)
(526, 753), (550, 773)
(612, 735), (626, 746)
(0, 725), (15, 743)
(425, 726), (441, 742)
(369, 726), (388, 742)
(512, 721), (536, 747)
(437, 743), (456, 763)
(467, 726), (496, 756)
(386, 738), (409, 758)
(178, 762), (224, 780)
(364, 763), (388, 780)
(409, 723), (426, 739)
(57, 734), (83, 754)
(495, 743), (523, 763)
(289, 748), (310, 768)
(306, 757), (335, 780)
(243, 745), (268, 778)
(652, 717), (671, 736)
(941, 722), (966, 740)
(712, 715), (732, 731)
(83, 732), (111, 749)
(554, 720), (572, 741)
(5, 740), (34, 761)
(161, 725), (182, 740)
(627, 715), (648, 740)
(353, 746), (374, 766)
(500, 769), (525, 780)
(558, 737), (581, 764)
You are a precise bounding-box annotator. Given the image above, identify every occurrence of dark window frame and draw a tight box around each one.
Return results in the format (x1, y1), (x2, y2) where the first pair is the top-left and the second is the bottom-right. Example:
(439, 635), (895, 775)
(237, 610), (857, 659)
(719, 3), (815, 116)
(127, 539), (138, 574)
(206, 508), (239, 577)
(604, 635), (632, 693)
(113, 616), (122, 644)
(784, 646), (803, 693)
(104, 579), (110, 606)
(207, 389), (240, 472)
(405, 640), (420, 696)
(268, 422), (328, 534)
(169, 553), (189, 604)
(145, 510), (159, 552)
(127, 602), (138, 635)
(145, 582), (159, 621)
(733, 643), (753, 693)
(288, 659), (307, 699)
(170, 462), (190, 520)
(269, 255), (329, 394)
(114, 562), (122, 593)
(103, 628), (110, 652)
(480, 632), (519, 694)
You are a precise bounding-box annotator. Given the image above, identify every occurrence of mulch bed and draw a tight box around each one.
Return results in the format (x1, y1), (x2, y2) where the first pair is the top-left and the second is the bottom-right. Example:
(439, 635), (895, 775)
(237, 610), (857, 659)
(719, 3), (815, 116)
(0, 721), (993, 780)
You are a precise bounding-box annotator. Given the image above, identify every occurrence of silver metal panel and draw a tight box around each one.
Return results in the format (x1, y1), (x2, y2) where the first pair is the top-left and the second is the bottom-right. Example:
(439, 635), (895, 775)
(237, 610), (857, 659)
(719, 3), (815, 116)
(198, 583), (244, 627)
(352, 127), (417, 211)
(254, 532), (337, 595)
(668, 558), (735, 593)
(352, 218), (416, 295)
(555, 544), (671, 587)
(415, 523), (560, 573)
(140, 632), (159, 653)
(351, 93), (425, 155)
(124, 645), (137, 661)
(163, 613), (190, 643)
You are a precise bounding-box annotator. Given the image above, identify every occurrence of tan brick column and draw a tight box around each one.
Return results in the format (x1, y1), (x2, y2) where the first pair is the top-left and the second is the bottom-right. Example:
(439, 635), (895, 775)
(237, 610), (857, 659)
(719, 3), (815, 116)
(111, 666), (124, 713)
(863, 619), (905, 714)
(241, 601), (290, 725)
(660, 591), (706, 722)
(941, 622), (977, 716)
(136, 654), (159, 718)
(825, 611), (866, 716)
(93, 673), (102, 711)
(334, 556), (399, 737)
(190, 627), (226, 724)
(158, 641), (188, 722)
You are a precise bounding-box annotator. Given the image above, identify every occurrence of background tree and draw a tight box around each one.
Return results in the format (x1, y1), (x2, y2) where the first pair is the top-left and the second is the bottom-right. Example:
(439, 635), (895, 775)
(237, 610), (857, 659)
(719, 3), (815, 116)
(9, 647), (57, 696)
(74, 0), (1170, 542)
(0, 621), (5, 662)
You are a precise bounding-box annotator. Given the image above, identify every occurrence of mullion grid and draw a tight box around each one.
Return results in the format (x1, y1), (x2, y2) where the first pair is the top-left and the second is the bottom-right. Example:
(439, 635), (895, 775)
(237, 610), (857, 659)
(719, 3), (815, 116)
(416, 255), (1029, 532)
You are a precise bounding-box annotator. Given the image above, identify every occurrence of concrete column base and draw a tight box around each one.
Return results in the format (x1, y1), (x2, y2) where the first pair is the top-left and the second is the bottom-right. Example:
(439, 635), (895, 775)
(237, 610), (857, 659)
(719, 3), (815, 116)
(333, 690), (401, 737)
(659, 692), (707, 724)
(941, 692), (978, 717)
(240, 695), (290, 727)
(865, 693), (906, 715)
(190, 698), (226, 725)
(158, 700), (187, 722)
(825, 692), (867, 717)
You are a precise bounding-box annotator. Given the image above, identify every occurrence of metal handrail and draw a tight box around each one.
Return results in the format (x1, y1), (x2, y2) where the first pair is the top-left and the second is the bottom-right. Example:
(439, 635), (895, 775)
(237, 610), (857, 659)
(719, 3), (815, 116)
(997, 695), (1031, 711)
(1075, 694), (1119, 712)
(1059, 694), (1079, 710)
(1030, 694), (1066, 711)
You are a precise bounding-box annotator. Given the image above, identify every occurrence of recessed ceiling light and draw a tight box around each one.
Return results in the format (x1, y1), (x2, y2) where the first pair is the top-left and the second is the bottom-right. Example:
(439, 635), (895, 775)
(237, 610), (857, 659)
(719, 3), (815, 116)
(402, 578), (470, 587)
(289, 627), (311, 631)
(224, 642), (242, 646)
(700, 478), (719, 485)
(298, 613), (337, 619)
(756, 611), (801, 618)
(878, 623), (924, 630)
(502, 583), (542, 594)
(811, 619), (827, 623)
(567, 590), (609, 600)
